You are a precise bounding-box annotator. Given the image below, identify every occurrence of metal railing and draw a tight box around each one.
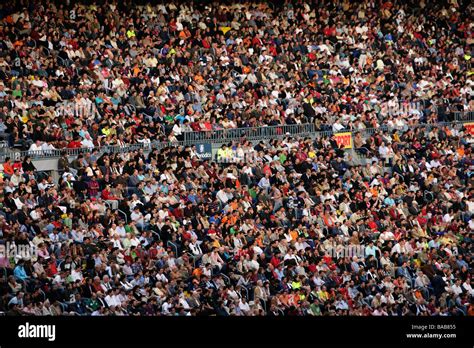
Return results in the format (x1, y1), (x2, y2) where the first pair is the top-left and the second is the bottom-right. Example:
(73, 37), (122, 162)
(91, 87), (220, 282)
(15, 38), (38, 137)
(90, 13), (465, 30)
(183, 123), (316, 143)
(183, 111), (474, 144)
(0, 114), (472, 162)
(167, 241), (178, 256)
(0, 141), (190, 162)
(351, 120), (470, 137)
(454, 111), (474, 122)
(117, 209), (128, 223)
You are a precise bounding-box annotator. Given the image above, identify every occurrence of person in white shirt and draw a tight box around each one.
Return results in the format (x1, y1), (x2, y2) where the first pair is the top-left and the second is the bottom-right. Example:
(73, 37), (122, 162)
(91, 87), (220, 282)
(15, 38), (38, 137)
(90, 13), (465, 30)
(112, 234), (123, 250)
(245, 254), (260, 272)
(365, 241), (379, 257)
(450, 279), (463, 296)
(29, 140), (43, 153)
(120, 279), (133, 291)
(462, 279), (473, 296)
(162, 299), (173, 314)
(258, 173), (271, 192)
(238, 297), (251, 315)
(178, 294), (191, 311)
(113, 223), (126, 238)
(10, 170), (24, 187)
(129, 234), (140, 248)
(372, 306), (388, 316)
(172, 122), (182, 139)
(100, 275), (113, 293)
(216, 188), (230, 204)
(335, 298), (349, 310)
(378, 142), (392, 162)
(30, 207), (42, 221)
(41, 142), (56, 153)
(129, 194), (144, 210)
(379, 230), (395, 242)
(81, 134), (95, 148)
(189, 238), (203, 256)
(105, 289), (121, 307)
(332, 121), (345, 132)
(391, 239), (410, 254)
(283, 248), (299, 265)
(295, 237), (310, 252)
(52, 272), (65, 286)
(429, 159), (441, 168)
(71, 267), (83, 282)
(155, 271), (169, 284)
(13, 194), (25, 210)
(130, 208), (145, 229)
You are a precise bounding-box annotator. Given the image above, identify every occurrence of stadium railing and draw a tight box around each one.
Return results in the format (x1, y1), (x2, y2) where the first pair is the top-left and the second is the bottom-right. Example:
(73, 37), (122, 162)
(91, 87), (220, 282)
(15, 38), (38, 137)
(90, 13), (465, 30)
(454, 111), (474, 122)
(0, 114), (472, 162)
(183, 123), (316, 143)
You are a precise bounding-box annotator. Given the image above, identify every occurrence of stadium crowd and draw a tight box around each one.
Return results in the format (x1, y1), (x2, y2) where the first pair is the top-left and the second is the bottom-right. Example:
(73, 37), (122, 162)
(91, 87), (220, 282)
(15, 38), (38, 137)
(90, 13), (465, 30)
(0, 0), (473, 316)
(0, 0), (472, 150)
(0, 122), (473, 316)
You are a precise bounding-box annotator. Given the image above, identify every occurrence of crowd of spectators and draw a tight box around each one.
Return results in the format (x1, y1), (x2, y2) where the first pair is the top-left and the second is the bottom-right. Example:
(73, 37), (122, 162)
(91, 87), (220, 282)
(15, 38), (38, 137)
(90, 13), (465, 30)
(0, 0), (472, 317)
(0, 0), (472, 152)
(0, 120), (473, 316)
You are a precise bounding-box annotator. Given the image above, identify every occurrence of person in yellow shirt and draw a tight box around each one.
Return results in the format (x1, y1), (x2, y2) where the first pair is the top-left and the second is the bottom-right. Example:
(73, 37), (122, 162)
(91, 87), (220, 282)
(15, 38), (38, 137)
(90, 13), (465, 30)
(217, 147), (225, 161)
(224, 146), (233, 161)
(393, 132), (400, 142)
(291, 279), (301, 290)
(211, 239), (221, 249)
(126, 27), (136, 39)
(298, 290), (306, 302)
(102, 126), (111, 137)
(317, 286), (329, 301)
(220, 27), (231, 35)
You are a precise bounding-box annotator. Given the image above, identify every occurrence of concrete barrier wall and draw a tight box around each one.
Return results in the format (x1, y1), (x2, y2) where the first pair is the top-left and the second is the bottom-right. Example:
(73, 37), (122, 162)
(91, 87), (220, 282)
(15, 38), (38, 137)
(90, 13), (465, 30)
(32, 159), (58, 171)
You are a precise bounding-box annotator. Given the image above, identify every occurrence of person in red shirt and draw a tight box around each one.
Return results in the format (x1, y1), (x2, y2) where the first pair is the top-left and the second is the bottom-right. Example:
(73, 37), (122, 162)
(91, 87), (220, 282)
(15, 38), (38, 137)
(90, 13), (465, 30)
(46, 258), (58, 278)
(101, 184), (119, 201)
(12, 159), (22, 173)
(88, 177), (100, 198)
(67, 137), (83, 148)
(270, 251), (281, 268)
(202, 37), (211, 49)
(2, 157), (14, 177)
(252, 34), (263, 47)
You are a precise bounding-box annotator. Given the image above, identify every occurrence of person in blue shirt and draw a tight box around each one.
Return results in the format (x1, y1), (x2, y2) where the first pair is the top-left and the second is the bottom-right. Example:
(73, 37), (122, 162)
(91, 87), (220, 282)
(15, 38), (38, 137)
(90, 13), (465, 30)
(160, 183), (169, 194)
(365, 241), (379, 258)
(94, 95), (104, 105)
(225, 37), (235, 46)
(383, 193), (396, 207)
(175, 114), (186, 124)
(8, 291), (24, 308)
(13, 260), (29, 282)
(187, 190), (197, 204)
(428, 237), (440, 249)
(456, 255), (469, 270)
(385, 33), (393, 42)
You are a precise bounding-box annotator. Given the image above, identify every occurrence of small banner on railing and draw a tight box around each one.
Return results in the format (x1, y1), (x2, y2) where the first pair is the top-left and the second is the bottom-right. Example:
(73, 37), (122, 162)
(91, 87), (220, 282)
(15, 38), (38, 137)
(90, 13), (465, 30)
(196, 143), (212, 160)
(464, 122), (474, 136)
(334, 132), (353, 149)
